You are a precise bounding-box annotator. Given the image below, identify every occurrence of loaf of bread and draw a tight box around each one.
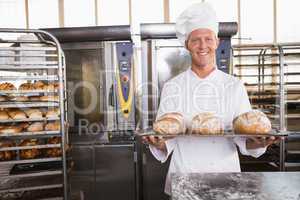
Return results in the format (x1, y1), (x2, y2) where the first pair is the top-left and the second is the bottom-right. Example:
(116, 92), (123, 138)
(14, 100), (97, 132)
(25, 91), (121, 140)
(0, 110), (9, 120)
(24, 108), (43, 119)
(0, 140), (16, 161)
(19, 139), (41, 159)
(7, 109), (27, 120)
(33, 81), (45, 90)
(40, 95), (59, 102)
(29, 96), (41, 101)
(44, 82), (59, 91)
(27, 122), (44, 132)
(0, 82), (16, 90)
(0, 95), (8, 102)
(46, 108), (60, 118)
(233, 110), (272, 134)
(191, 113), (223, 135)
(45, 121), (60, 131)
(153, 112), (186, 135)
(14, 96), (29, 102)
(18, 83), (35, 90)
(45, 137), (62, 157)
(0, 125), (23, 134)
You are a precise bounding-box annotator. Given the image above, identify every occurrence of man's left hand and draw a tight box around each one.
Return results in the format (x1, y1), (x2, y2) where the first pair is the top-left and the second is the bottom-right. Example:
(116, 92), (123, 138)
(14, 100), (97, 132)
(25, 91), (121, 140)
(246, 136), (282, 149)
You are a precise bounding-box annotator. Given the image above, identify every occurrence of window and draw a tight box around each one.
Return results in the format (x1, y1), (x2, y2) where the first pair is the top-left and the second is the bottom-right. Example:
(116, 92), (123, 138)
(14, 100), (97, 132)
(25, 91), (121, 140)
(240, 0), (274, 44)
(64, 0), (95, 27)
(0, 0), (26, 28)
(277, 0), (300, 43)
(28, 0), (59, 28)
(97, 0), (129, 25)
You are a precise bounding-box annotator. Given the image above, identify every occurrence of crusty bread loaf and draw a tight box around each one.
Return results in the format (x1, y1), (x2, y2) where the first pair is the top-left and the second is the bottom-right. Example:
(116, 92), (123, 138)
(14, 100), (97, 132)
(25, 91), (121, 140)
(18, 83), (35, 90)
(0, 140), (16, 161)
(27, 122), (44, 132)
(0, 82), (16, 90)
(43, 82), (59, 91)
(0, 110), (9, 120)
(24, 108), (43, 118)
(153, 112), (186, 135)
(19, 139), (41, 159)
(32, 81), (45, 90)
(0, 125), (23, 134)
(29, 96), (41, 101)
(0, 95), (8, 102)
(45, 121), (60, 131)
(46, 108), (60, 118)
(40, 95), (59, 102)
(14, 96), (29, 102)
(7, 109), (27, 120)
(45, 137), (62, 157)
(191, 112), (223, 135)
(233, 110), (272, 134)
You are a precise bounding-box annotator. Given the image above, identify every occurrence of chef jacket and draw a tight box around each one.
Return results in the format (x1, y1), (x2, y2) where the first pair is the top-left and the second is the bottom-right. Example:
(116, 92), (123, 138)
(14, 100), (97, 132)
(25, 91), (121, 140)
(150, 67), (267, 195)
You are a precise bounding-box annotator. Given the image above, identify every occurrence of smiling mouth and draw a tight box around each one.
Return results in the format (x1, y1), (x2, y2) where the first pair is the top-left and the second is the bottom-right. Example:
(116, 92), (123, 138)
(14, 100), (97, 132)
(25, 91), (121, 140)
(198, 52), (209, 56)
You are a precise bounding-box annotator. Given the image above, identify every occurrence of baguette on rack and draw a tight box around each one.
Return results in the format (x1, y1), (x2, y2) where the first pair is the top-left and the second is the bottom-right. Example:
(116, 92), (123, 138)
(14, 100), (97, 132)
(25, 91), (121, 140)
(233, 110), (272, 134)
(46, 108), (60, 118)
(18, 83), (35, 90)
(19, 139), (41, 159)
(0, 82), (16, 90)
(7, 109), (27, 120)
(0, 125), (23, 134)
(153, 112), (186, 135)
(24, 108), (43, 119)
(43, 82), (59, 91)
(0, 140), (16, 161)
(40, 95), (59, 102)
(0, 110), (9, 120)
(45, 121), (61, 131)
(45, 137), (62, 157)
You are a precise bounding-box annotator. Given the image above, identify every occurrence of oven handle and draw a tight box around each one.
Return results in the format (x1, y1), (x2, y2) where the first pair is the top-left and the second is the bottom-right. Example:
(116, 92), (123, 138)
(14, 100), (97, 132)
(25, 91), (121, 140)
(109, 84), (115, 107)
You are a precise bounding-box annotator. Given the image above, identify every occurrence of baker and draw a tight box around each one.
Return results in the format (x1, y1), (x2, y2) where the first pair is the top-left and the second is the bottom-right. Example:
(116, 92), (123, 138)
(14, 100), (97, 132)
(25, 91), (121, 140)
(142, 2), (279, 196)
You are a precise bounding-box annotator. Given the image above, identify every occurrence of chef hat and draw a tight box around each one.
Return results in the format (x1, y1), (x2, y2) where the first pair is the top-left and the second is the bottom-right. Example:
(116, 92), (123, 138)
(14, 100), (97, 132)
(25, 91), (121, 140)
(175, 2), (218, 46)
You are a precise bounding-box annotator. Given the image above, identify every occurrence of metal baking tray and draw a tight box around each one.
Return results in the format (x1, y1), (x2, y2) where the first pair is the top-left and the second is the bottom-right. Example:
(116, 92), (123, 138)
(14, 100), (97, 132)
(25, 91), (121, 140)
(0, 144), (61, 151)
(136, 129), (289, 138)
(0, 65), (59, 70)
(0, 117), (60, 123)
(10, 161), (62, 175)
(0, 102), (59, 108)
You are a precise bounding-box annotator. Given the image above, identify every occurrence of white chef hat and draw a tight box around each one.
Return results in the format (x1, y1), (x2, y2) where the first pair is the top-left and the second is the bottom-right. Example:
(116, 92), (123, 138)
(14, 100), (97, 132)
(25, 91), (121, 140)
(175, 2), (218, 46)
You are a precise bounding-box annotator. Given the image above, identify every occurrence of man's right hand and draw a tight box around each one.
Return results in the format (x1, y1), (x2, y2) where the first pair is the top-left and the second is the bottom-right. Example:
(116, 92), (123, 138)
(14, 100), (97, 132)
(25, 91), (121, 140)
(142, 136), (167, 152)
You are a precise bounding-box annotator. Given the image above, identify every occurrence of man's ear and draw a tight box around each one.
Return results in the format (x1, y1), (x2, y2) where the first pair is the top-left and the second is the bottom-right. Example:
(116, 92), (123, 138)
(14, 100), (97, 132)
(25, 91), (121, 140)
(216, 37), (220, 47)
(185, 40), (189, 50)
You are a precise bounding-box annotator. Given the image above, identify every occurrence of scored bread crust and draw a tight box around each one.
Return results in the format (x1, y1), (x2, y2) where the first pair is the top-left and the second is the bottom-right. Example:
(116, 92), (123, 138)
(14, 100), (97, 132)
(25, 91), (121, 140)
(191, 112), (223, 135)
(7, 109), (27, 120)
(19, 139), (41, 159)
(45, 121), (61, 131)
(233, 110), (272, 134)
(46, 108), (60, 118)
(0, 82), (16, 90)
(25, 109), (43, 119)
(0, 110), (9, 120)
(153, 112), (186, 135)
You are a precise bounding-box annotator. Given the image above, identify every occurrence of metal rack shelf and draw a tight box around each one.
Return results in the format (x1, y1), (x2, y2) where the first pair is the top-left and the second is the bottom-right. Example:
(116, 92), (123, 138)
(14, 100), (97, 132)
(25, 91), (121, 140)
(0, 117), (60, 123)
(0, 157), (62, 165)
(0, 75), (58, 81)
(0, 102), (59, 108)
(0, 29), (68, 199)
(0, 130), (60, 137)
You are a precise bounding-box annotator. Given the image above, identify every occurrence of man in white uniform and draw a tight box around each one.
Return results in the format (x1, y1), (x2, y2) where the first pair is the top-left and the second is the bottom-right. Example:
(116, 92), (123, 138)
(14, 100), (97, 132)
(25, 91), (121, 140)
(142, 2), (279, 196)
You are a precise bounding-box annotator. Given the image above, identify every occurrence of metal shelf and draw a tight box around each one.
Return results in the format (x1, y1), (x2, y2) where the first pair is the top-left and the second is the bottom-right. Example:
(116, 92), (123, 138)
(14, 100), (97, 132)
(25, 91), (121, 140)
(0, 47), (57, 51)
(0, 130), (60, 137)
(0, 117), (60, 123)
(0, 75), (58, 81)
(0, 144), (61, 151)
(0, 157), (62, 165)
(0, 184), (63, 194)
(0, 89), (58, 95)
(0, 65), (59, 70)
(0, 170), (62, 179)
(0, 102), (59, 108)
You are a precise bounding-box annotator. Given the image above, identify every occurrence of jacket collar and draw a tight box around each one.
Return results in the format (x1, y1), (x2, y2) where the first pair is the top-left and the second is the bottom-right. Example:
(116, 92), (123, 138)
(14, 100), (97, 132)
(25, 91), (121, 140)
(188, 66), (219, 81)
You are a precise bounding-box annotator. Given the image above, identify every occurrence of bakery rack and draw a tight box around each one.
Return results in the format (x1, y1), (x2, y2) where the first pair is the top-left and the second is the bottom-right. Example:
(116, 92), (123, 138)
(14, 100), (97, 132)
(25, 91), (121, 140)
(0, 29), (68, 199)
(232, 42), (300, 171)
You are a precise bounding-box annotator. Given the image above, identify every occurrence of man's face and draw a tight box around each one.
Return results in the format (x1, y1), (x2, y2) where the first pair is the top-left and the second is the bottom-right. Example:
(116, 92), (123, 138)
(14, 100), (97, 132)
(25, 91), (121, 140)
(186, 28), (219, 68)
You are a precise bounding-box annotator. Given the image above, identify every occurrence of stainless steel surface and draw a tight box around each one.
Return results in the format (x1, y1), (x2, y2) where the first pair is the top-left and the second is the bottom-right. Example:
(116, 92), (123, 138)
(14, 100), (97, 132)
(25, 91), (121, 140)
(0, 102), (59, 108)
(0, 117), (59, 123)
(278, 46), (286, 132)
(0, 157), (62, 165)
(0, 130), (60, 137)
(0, 75), (58, 81)
(280, 137), (286, 171)
(70, 143), (136, 200)
(43, 23), (237, 42)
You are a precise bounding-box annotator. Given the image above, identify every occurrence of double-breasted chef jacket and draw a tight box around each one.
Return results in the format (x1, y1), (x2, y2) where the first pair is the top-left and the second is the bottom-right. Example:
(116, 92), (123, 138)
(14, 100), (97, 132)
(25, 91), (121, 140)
(150, 67), (267, 195)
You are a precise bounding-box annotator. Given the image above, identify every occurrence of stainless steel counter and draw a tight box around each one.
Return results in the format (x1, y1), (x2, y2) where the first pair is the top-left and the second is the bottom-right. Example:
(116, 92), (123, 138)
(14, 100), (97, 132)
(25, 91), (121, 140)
(171, 172), (300, 200)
